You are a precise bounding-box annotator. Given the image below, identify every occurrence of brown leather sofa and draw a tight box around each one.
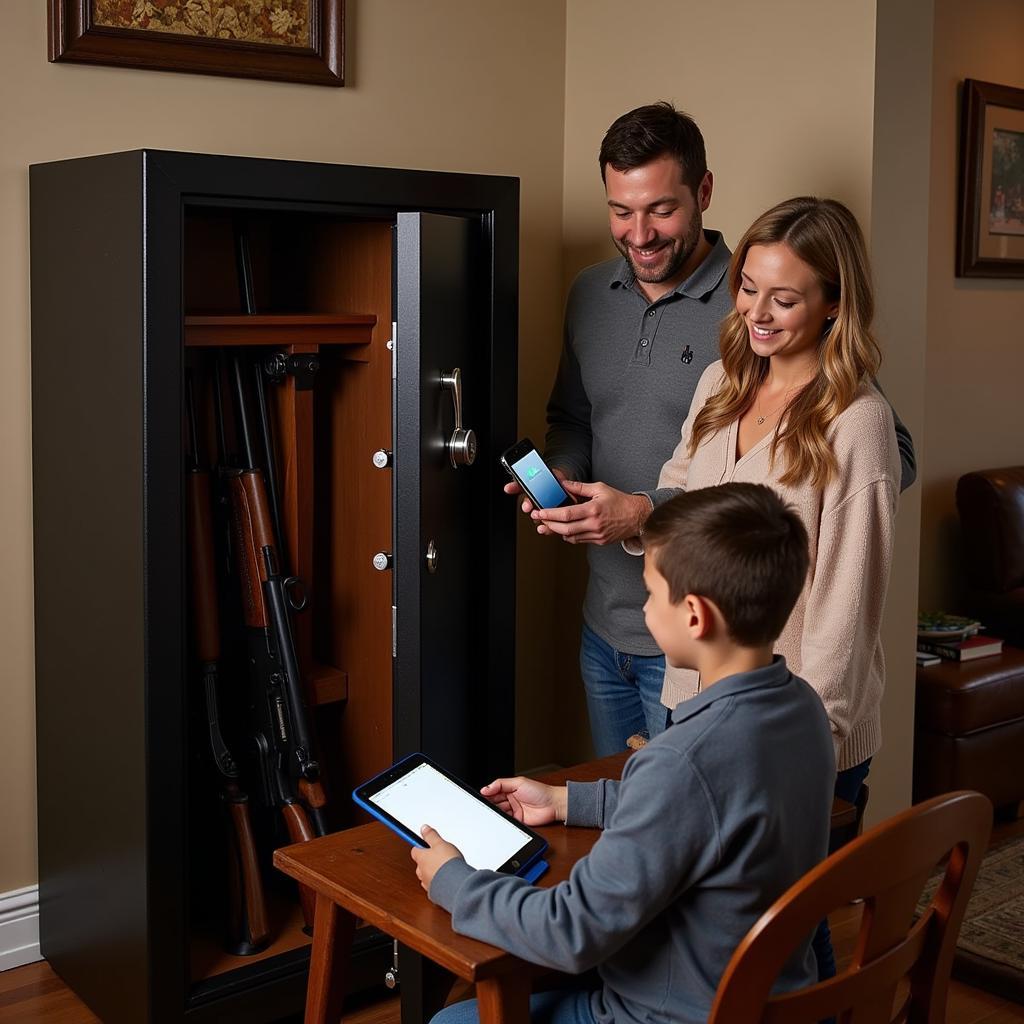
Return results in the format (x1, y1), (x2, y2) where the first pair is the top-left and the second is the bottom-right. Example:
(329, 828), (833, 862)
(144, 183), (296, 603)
(913, 466), (1024, 813)
(956, 466), (1024, 646)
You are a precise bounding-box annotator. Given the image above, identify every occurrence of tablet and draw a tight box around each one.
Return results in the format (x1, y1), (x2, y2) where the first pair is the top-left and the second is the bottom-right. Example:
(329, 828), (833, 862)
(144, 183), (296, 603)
(352, 753), (548, 878)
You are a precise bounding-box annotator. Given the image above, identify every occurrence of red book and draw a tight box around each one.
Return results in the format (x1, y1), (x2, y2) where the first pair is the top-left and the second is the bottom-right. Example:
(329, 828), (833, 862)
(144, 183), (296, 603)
(917, 635), (1003, 662)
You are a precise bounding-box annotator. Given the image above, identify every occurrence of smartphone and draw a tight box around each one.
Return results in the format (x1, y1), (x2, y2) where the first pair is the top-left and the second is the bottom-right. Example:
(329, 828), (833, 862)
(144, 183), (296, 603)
(500, 438), (574, 509)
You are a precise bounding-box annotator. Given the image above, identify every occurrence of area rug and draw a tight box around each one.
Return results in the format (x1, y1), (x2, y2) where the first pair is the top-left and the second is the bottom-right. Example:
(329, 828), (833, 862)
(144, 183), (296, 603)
(917, 834), (1024, 1003)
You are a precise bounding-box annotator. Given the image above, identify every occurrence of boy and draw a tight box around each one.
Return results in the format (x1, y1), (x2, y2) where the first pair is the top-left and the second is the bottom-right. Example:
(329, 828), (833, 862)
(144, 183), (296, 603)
(413, 483), (836, 1024)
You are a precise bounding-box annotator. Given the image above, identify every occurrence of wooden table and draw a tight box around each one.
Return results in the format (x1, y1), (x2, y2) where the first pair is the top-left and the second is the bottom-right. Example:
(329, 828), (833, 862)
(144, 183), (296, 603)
(274, 752), (856, 1024)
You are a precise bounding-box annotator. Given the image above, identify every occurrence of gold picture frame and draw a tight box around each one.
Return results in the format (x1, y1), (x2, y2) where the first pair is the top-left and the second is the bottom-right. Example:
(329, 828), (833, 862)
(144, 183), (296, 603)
(49, 0), (344, 87)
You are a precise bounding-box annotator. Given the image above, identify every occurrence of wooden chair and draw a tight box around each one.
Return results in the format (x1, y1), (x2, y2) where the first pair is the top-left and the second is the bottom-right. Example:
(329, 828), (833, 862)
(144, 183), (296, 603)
(708, 790), (992, 1024)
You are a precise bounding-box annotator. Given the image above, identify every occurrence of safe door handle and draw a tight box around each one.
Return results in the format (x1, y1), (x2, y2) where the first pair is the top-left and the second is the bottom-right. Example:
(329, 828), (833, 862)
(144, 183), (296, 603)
(440, 368), (477, 467)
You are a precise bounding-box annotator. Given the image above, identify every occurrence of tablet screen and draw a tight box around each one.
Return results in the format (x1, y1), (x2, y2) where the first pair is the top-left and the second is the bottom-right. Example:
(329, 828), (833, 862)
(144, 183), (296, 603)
(366, 760), (535, 872)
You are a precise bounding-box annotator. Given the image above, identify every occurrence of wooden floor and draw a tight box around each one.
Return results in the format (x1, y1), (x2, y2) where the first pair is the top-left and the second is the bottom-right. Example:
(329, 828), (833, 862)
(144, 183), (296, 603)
(5, 816), (1024, 1024)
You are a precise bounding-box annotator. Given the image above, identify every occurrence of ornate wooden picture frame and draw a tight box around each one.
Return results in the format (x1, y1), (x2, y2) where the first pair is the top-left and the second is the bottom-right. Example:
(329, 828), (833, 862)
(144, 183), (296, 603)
(957, 78), (1024, 278)
(49, 0), (344, 87)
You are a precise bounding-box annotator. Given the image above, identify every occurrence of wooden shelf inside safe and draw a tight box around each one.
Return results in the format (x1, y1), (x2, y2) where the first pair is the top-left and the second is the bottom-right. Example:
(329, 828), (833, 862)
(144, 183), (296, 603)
(184, 313), (377, 348)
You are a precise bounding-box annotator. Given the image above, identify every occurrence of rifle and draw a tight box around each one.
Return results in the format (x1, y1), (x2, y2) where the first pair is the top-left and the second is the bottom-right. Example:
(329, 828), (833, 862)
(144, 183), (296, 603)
(221, 348), (329, 932)
(185, 371), (270, 956)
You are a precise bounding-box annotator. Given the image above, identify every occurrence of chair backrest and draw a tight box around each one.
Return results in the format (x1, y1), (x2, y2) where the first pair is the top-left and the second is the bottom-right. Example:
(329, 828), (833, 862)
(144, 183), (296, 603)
(707, 790), (992, 1024)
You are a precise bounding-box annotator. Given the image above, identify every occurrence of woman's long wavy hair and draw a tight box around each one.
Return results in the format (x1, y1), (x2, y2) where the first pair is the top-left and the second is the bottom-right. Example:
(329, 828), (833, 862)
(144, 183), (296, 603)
(688, 197), (881, 489)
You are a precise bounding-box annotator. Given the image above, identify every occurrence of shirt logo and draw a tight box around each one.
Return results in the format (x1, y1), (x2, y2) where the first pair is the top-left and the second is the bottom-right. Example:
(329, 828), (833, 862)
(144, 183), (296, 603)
(680, 345), (694, 364)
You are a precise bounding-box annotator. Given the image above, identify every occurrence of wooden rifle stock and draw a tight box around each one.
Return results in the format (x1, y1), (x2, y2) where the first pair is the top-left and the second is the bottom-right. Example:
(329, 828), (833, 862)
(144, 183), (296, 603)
(281, 800), (318, 931)
(299, 777), (328, 809)
(227, 470), (276, 631)
(223, 783), (271, 955)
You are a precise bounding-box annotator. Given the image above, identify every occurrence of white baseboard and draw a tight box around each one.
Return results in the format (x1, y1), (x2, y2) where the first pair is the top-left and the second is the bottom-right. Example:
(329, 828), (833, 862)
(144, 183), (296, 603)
(0, 885), (42, 972)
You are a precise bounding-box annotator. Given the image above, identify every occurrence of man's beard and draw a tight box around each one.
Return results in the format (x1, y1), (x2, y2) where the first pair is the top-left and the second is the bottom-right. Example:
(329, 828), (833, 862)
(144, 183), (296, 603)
(615, 215), (703, 285)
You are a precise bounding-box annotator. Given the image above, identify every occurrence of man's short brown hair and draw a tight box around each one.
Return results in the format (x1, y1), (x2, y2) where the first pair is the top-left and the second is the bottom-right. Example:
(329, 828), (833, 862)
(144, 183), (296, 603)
(642, 483), (809, 647)
(599, 101), (708, 194)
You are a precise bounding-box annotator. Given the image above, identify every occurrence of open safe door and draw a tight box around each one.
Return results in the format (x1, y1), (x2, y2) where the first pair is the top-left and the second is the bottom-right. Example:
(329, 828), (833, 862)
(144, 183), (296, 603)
(395, 211), (484, 782)
(393, 209), (506, 1024)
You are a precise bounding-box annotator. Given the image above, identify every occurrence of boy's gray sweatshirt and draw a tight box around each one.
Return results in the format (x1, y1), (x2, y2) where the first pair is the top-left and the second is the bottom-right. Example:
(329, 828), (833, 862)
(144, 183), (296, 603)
(429, 657), (835, 1024)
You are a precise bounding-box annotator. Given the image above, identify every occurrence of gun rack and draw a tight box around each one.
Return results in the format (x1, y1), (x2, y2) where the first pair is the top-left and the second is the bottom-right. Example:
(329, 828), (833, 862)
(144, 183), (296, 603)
(181, 211), (397, 986)
(184, 312), (377, 711)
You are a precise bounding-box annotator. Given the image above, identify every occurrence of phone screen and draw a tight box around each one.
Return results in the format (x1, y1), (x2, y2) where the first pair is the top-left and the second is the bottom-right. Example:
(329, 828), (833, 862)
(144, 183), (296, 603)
(511, 448), (569, 509)
(368, 762), (532, 871)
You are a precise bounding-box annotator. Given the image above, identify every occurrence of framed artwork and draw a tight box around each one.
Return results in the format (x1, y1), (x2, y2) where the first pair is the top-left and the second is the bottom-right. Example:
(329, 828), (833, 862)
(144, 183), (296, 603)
(48, 0), (344, 87)
(957, 78), (1024, 278)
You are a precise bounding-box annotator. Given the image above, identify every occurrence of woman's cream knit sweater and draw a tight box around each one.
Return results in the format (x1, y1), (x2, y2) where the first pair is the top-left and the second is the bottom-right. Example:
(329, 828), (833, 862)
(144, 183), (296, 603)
(641, 361), (900, 771)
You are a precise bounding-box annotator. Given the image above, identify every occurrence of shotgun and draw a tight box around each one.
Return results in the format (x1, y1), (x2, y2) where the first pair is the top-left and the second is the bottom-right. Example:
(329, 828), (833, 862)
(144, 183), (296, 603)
(185, 371), (270, 956)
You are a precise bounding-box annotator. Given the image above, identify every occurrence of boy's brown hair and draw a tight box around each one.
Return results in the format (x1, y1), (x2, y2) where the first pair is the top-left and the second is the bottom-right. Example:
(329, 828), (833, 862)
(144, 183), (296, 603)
(642, 483), (809, 646)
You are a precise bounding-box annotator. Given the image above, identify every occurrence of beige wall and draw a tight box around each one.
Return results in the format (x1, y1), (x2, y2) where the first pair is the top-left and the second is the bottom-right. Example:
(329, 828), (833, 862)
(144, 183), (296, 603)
(562, 0), (878, 282)
(0, 1), (568, 894)
(918, 0), (1024, 612)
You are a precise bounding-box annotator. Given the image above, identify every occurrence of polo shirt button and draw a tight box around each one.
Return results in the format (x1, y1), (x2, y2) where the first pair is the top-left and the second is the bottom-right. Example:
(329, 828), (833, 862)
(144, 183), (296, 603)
(640, 338), (649, 347)
(647, 310), (656, 317)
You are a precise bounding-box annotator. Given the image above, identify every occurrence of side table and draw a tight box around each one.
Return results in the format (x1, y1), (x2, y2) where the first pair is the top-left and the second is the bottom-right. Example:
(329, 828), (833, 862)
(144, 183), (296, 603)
(914, 645), (1024, 814)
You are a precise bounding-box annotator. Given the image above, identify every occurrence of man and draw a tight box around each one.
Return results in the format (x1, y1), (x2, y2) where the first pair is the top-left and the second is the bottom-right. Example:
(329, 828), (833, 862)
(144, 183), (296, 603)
(506, 101), (915, 757)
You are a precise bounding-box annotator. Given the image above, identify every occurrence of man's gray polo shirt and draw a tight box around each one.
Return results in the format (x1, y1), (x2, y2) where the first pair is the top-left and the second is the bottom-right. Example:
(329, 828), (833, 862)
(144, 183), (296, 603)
(546, 231), (733, 655)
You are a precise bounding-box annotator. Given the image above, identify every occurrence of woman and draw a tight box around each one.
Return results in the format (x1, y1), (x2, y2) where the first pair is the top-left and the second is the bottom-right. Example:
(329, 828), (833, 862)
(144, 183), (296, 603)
(644, 196), (900, 989)
(634, 196), (900, 793)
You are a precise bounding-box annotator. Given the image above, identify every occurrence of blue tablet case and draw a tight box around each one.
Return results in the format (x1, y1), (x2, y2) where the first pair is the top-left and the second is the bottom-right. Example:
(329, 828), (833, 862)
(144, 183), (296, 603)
(352, 758), (549, 882)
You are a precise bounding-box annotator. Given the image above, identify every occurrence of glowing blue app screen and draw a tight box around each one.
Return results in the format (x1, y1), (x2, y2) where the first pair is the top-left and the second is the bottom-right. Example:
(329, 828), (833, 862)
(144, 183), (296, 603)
(512, 450), (568, 508)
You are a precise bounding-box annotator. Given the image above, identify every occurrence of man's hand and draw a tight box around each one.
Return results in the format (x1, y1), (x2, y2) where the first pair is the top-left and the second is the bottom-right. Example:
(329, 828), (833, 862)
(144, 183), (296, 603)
(410, 825), (462, 893)
(503, 466), (570, 517)
(532, 481), (650, 545)
(481, 777), (567, 825)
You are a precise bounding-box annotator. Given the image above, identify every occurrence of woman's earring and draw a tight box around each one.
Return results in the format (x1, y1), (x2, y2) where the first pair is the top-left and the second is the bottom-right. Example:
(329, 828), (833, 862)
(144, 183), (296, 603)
(821, 315), (837, 338)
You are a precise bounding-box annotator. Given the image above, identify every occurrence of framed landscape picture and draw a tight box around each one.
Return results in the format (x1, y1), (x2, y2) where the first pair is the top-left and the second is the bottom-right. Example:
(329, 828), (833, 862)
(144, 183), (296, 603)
(957, 78), (1024, 278)
(49, 0), (344, 87)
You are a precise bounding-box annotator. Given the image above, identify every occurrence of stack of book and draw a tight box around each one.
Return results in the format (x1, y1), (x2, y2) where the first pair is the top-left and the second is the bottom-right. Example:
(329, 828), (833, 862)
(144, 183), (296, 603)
(916, 613), (1003, 665)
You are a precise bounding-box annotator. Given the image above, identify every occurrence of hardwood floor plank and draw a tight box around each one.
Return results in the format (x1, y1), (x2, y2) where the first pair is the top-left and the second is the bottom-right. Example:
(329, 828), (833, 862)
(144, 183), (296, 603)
(0, 963), (100, 1024)
(945, 978), (1014, 1023)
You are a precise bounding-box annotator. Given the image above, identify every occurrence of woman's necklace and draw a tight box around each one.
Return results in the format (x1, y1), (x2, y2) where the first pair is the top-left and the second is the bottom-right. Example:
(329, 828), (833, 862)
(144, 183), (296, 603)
(754, 382), (807, 426)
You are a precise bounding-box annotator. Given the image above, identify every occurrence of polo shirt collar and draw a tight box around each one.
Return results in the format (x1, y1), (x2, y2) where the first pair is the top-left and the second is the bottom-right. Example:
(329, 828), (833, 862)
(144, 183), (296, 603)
(670, 655), (793, 725)
(609, 229), (731, 301)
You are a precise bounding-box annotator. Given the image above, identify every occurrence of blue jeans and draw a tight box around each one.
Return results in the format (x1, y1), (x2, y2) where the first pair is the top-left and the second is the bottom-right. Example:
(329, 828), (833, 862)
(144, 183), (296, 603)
(813, 758), (872, 1023)
(580, 624), (670, 757)
(431, 987), (597, 1024)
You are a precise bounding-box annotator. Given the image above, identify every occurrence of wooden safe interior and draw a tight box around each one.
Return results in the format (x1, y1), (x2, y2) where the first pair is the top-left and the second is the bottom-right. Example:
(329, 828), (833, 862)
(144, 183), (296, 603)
(182, 209), (399, 984)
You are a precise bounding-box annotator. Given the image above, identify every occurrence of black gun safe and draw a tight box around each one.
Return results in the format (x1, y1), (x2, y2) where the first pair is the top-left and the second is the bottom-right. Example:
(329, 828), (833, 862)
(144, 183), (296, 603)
(30, 151), (518, 1024)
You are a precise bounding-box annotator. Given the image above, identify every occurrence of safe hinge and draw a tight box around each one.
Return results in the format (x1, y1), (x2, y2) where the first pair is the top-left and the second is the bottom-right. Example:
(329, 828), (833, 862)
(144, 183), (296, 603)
(391, 605), (397, 658)
(389, 321), (397, 379)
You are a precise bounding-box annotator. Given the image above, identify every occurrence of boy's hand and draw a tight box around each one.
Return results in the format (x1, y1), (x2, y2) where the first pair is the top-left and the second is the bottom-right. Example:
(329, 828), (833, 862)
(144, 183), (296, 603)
(481, 777), (567, 825)
(410, 825), (462, 892)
